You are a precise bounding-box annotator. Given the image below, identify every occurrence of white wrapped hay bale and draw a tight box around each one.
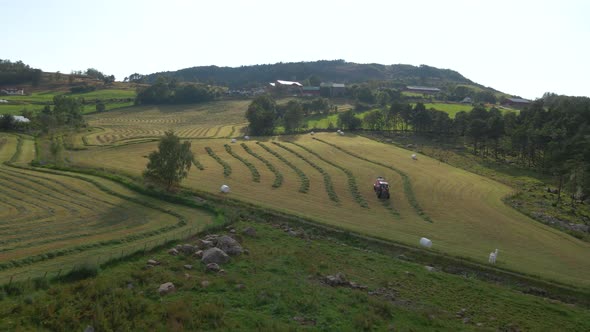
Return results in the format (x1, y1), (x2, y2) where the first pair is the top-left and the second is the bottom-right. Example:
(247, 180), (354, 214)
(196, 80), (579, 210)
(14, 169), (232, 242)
(220, 185), (230, 193)
(310, 131), (315, 135)
(231, 138), (237, 143)
(419, 237), (432, 248)
(244, 135), (250, 140)
(339, 131), (344, 136)
(411, 154), (417, 160)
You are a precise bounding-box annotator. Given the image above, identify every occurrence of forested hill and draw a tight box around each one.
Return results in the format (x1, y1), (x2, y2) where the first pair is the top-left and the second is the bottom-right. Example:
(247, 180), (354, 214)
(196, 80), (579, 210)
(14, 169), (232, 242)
(143, 60), (479, 88)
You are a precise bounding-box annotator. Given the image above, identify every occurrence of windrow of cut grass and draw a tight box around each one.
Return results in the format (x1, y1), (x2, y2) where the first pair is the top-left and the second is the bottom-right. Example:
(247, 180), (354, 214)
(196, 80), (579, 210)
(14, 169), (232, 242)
(224, 144), (260, 182)
(272, 141), (339, 203)
(290, 140), (368, 208)
(205, 147), (231, 177)
(256, 142), (309, 193)
(314, 137), (432, 223)
(241, 143), (283, 188)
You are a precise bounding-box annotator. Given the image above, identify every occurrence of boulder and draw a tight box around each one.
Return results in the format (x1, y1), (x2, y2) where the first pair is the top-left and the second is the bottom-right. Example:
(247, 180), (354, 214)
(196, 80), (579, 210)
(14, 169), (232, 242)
(242, 226), (257, 237)
(206, 263), (221, 272)
(184, 264), (193, 270)
(168, 248), (179, 256)
(194, 250), (203, 258)
(147, 259), (160, 266)
(197, 239), (214, 249)
(158, 282), (175, 295)
(201, 280), (210, 288)
(425, 265), (435, 272)
(325, 272), (348, 286)
(179, 244), (195, 254)
(215, 235), (243, 256)
(201, 247), (230, 265)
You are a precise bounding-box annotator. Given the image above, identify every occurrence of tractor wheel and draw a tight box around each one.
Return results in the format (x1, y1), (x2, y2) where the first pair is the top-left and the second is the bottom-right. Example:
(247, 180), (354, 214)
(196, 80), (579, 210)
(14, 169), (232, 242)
(385, 192), (390, 199)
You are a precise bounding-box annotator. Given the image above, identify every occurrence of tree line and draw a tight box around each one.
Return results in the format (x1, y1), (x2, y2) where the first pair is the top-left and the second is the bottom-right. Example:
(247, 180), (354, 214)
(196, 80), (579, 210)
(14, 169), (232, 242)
(2, 96), (86, 133)
(0, 59), (42, 86)
(135, 77), (219, 105)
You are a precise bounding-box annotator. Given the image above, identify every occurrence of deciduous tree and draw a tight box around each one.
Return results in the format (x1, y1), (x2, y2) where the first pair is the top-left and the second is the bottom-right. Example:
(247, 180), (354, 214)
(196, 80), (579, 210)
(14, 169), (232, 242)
(143, 131), (193, 191)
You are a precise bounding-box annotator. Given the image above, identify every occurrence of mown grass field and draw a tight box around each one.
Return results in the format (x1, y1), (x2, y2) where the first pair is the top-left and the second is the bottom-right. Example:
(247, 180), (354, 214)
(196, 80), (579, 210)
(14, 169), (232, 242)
(2, 219), (589, 331)
(68, 107), (590, 289)
(0, 133), (215, 283)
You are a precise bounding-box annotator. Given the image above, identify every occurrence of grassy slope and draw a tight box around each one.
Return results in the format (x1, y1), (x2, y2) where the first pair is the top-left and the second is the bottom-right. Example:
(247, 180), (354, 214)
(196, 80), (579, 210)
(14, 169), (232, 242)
(1, 219), (589, 331)
(68, 132), (590, 287)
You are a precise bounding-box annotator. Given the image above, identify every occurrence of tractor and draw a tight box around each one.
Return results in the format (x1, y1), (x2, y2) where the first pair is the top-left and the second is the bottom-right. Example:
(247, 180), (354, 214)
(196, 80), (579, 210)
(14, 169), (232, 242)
(373, 176), (390, 199)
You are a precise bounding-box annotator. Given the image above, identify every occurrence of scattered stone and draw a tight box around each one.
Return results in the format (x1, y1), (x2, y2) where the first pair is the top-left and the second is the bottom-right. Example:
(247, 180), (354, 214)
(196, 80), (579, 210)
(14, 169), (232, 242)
(201, 247), (230, 265)
(206, 263), (221, 273)
(404, 271), (415, 276)
(424, 265), (435, 272)
(230, 229), (236, 234)
(325, 272), (348, 286)
(215, 235), (243, 256)
(242, 227), (257, 237)
(243, 248), (250, 255)
(287, 230), (298, 237)
(184, 264), (193, 270)
(476, 322), (484, 327)
(158, 282), (175, 295)
(218, 269), (226, 275)
(194, 250), (203, 258)
(147, 259), (160, 266)
(201, 280), (210, 288)
(456, 308), (467, 318)
(168, 248), (179, 256)
(127, 282), (134, 290)
(184, 273), (191, 280)
(462, 317), (470, 324)
(84, 325), (95, 332)
(292, 316), (316, 326)
(235, 283), (245, 290)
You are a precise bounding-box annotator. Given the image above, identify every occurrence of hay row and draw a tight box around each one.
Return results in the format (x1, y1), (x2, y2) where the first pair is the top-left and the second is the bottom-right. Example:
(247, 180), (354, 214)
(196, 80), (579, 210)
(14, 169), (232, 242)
(290, 141), (368, 208)
(204, 147), (231, 177)
(314, 138), (432, 222)
(272, 142), (339, 203)
(256, 142), (309, 193)
(241, 143), (283, 188)
(224, 144), (260, 182)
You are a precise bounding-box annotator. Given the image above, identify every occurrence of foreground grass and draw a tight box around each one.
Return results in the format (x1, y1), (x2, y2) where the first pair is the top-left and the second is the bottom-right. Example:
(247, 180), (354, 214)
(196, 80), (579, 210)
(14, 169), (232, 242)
(1, 219), (588, 331)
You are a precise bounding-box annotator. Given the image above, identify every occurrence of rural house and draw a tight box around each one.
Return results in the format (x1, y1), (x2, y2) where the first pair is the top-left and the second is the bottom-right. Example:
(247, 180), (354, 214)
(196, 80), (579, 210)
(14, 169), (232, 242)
(0, 88), (25, 95)
(405, 86), (441, 94)
(268, 80), (303, 95)
(501, 97), (531, 107)
(320, 82), (346, 97)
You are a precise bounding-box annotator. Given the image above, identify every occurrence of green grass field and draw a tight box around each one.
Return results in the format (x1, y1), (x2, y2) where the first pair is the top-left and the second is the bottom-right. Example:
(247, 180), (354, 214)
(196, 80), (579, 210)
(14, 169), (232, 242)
(0, 133), (215, 283)
(67, 109), (590, 288)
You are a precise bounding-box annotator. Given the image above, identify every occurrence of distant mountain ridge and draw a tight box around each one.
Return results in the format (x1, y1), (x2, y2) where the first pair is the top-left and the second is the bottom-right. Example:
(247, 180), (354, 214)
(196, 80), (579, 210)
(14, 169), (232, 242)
(143, 60), (485, 89)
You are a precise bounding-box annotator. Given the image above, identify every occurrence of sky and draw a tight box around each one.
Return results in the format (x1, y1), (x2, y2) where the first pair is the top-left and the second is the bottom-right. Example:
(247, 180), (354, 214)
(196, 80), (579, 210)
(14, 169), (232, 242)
(2, 0), (589, 99)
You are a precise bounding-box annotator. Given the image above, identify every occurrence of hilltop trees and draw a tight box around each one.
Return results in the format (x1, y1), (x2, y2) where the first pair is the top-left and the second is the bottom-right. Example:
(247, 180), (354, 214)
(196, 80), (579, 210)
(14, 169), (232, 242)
(135, 76), (217, 105)
(143, 131), (193, 191)
(0, 59), (42, 86)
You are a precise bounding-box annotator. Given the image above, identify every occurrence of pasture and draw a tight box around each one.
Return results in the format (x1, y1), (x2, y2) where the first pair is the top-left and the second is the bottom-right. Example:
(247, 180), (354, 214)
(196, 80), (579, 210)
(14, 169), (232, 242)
(0, 133), (215, 283)
(67, 106), (590, 288)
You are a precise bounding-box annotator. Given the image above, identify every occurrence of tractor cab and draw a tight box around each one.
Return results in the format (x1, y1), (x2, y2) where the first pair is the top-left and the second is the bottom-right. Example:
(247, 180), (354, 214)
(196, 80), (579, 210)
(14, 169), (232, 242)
(373, 176), (390, 199)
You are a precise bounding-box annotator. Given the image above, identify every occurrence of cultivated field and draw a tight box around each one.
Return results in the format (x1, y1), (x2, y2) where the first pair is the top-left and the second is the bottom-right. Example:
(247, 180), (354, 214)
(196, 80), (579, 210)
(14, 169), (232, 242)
(67, 106), (590, 288)
(0, 133), (215, 283)
(79, 100), (250, 145)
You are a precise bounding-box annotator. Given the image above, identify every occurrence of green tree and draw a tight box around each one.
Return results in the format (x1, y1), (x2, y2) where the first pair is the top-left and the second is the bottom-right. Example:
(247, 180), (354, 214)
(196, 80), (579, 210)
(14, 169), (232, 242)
(246, 95), (277, 135)
(96, 101), (106, 112)
(283, 100), (304, 133)
(338, 110), (362, 130)
(143, 131), (193, 191)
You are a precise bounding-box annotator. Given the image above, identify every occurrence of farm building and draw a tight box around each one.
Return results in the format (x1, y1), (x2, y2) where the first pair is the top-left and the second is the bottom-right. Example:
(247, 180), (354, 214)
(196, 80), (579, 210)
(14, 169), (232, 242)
(268, 80), (303, 95)
(320, 82), (346, 97)
(302, 86), (320, 96)
(0, 88), (25, 95)
(502, 97), (532, 107)
(405, 86), (441, 94)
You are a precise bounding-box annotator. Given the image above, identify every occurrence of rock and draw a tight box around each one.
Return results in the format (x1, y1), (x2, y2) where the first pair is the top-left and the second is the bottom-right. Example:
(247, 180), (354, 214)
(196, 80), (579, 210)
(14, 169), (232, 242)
(215, 235), (243, 256)
(201, 247), (230, 265)
(325, 272), (348, 286)
(184, 273), (191, 279)
(404, 271), (415, 276)
(197, 239), (214, 249)
(84, 325), (95, 332)
(462, 317), (470, 324)
(206, 263), (221, 272)
(425, 265), (435, 272)
(235, 283), (245, 290)
(158, 282), (175, 295)
(184, 264), (193, 270)
(476, 323), (484, 327)
(180, 244), (195, 254)
(243, 248), (250, 255)
(194, 250), (203, 258)
(242, 227), (257, 237)
(168, 248), (179, 256)
(147, 259), (160, 266)
(201, 280), (210, 288)
(287, 230), (298, 237)
(127, 282), (134, 290)
(218, 269), (226, 275)
(230, 229), (236, 234)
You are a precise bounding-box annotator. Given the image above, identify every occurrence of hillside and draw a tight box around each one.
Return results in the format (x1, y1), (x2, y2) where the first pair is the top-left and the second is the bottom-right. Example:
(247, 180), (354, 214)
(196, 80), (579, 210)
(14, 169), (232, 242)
(143, 60), (489, 90)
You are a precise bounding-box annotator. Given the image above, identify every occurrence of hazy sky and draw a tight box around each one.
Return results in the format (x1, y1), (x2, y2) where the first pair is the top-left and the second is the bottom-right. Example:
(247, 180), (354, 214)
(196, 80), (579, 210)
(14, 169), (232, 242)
(2, 0), (589, 99)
